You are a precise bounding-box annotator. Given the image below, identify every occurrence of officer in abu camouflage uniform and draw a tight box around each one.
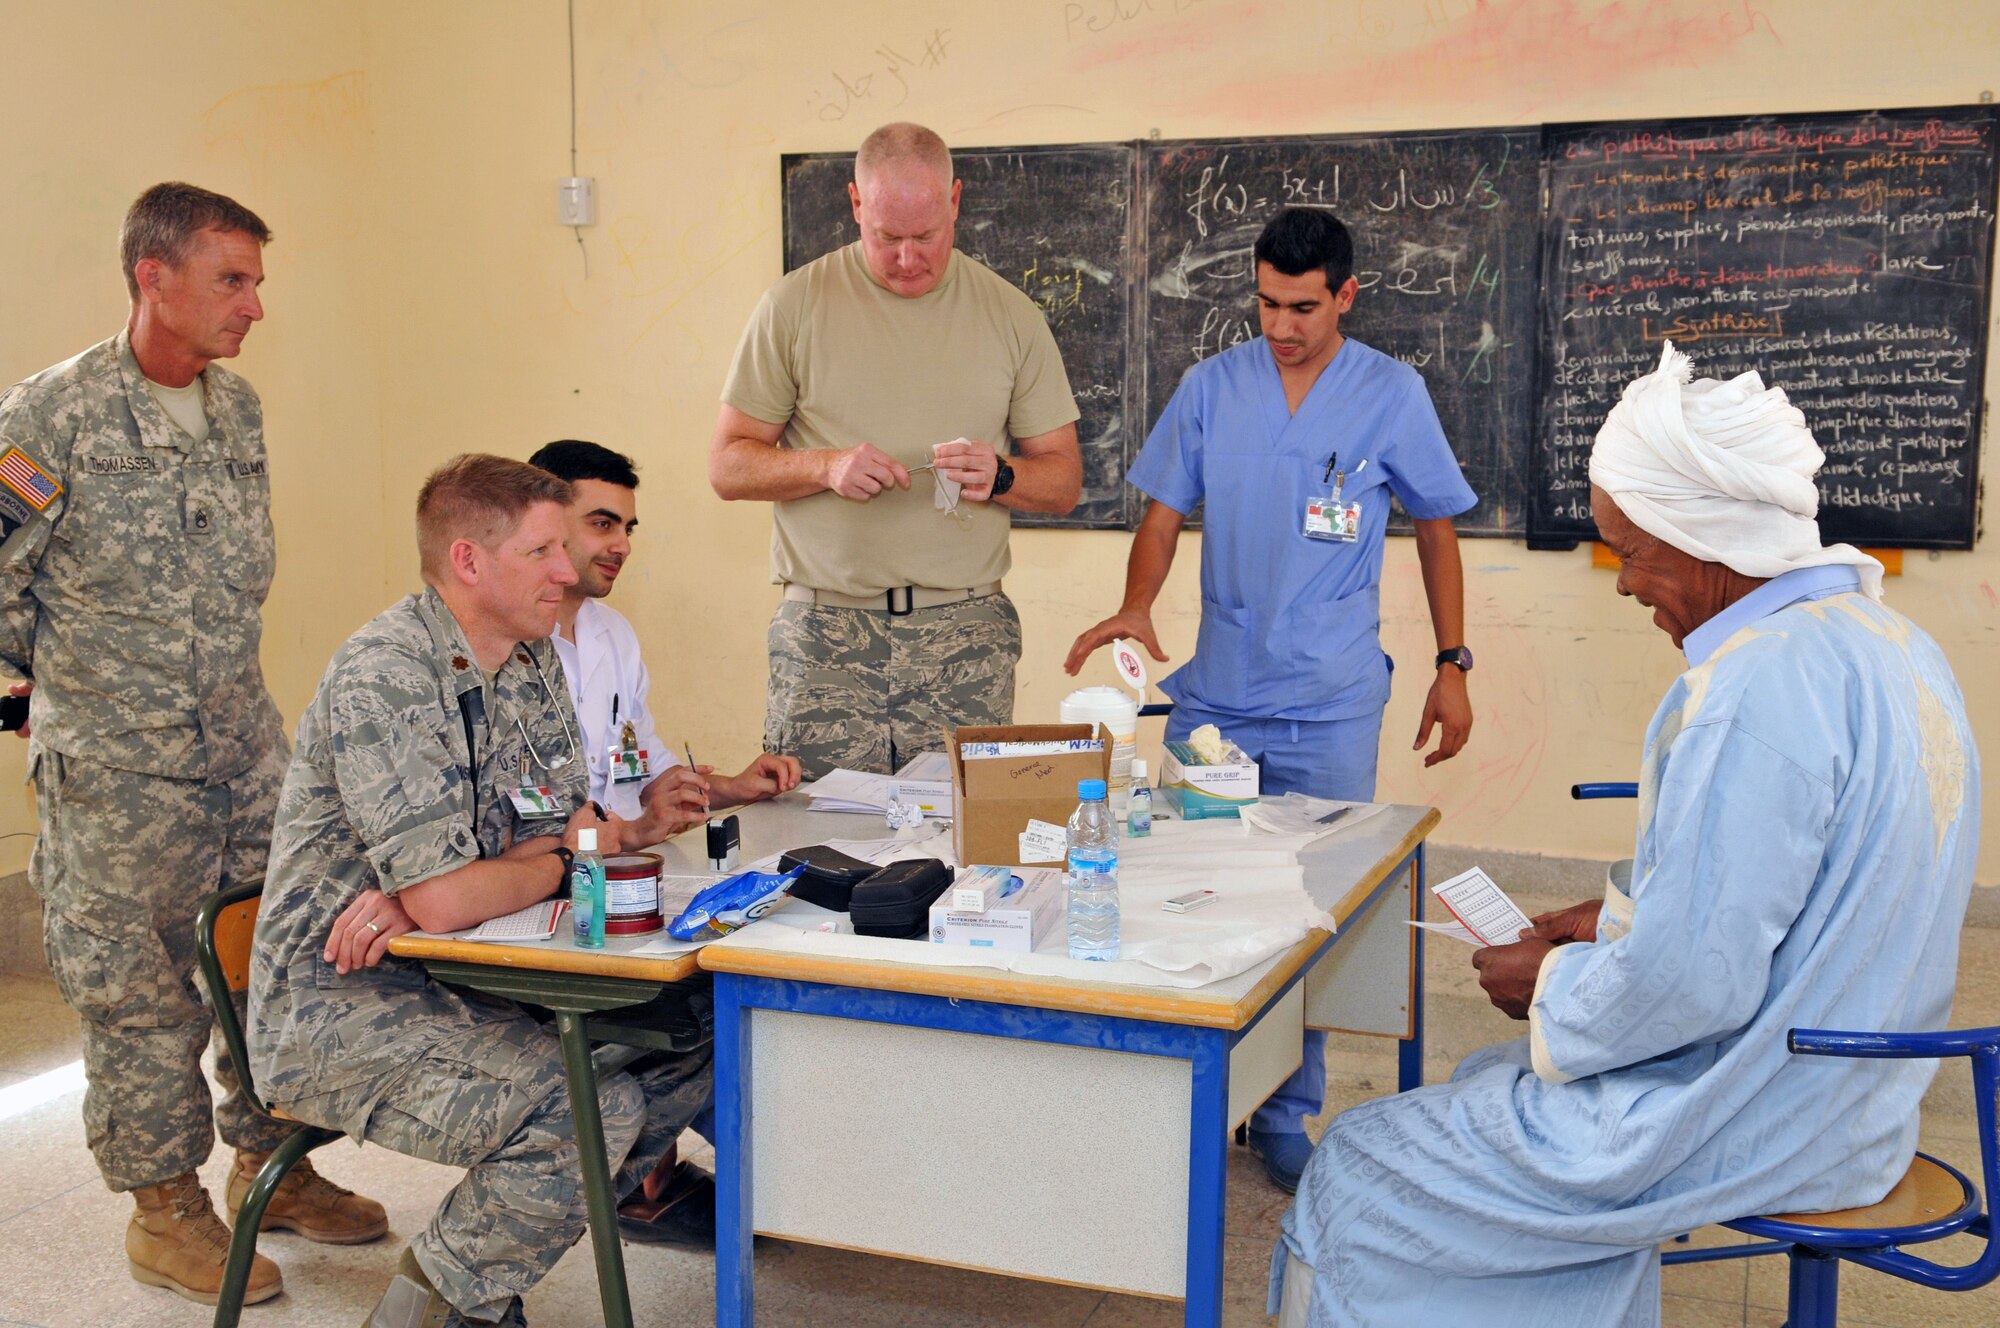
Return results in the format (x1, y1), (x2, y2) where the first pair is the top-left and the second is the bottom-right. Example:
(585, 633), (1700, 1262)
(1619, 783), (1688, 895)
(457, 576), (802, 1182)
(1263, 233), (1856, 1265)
(249, 455), (711, 1326)
(0, 182), (385, 1306)
(710, 122), (1083, 779)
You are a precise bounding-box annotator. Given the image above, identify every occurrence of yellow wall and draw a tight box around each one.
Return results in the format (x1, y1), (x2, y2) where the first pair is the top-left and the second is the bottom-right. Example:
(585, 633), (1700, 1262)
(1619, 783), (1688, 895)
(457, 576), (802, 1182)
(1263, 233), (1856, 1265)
(1, 0), (1995, 882)
(0, 4), (387, 872)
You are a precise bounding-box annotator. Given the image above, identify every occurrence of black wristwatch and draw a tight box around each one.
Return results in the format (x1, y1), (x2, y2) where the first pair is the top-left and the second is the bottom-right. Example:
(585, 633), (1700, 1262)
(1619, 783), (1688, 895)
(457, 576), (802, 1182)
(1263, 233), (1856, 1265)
(551, 845), (575, 889)
(1435, 646), (1474, 673)
(990, 459), (1016, 497)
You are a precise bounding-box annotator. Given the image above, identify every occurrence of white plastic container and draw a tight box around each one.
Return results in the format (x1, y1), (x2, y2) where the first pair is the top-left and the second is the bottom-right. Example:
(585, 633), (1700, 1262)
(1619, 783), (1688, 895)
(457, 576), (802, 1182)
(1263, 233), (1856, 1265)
(1060, 685), (1140, 808)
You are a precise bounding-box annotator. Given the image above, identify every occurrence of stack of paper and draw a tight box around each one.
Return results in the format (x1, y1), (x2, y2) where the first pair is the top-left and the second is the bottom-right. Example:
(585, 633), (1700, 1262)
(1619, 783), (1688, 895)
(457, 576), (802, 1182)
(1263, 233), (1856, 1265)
(804, 753), (954, 816)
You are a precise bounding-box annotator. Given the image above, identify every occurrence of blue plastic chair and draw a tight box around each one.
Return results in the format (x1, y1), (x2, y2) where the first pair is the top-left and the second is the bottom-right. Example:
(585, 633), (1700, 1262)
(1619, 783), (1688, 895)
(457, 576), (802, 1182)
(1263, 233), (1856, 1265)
(1573, 781), (2000, 1323)
(1659, 1026), (2000, 1325)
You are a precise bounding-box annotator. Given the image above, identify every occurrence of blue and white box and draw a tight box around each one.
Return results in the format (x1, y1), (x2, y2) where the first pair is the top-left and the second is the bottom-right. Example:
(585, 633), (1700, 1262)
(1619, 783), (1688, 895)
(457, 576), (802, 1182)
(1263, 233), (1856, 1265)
(928, 867), (1064, 953)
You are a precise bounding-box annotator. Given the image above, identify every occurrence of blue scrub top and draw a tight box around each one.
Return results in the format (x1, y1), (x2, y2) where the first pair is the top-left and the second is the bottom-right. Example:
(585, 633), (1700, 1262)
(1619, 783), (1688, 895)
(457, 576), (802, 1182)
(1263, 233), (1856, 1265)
(1128, 336), (1476, 722)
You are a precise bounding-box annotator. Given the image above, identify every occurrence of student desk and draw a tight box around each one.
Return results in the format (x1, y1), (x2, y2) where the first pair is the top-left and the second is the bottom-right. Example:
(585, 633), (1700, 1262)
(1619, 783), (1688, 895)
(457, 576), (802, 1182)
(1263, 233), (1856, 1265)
(392, 796), (1438, 1328)
(388, 914), (709, 1328)
(700, 798), (1439, 1328)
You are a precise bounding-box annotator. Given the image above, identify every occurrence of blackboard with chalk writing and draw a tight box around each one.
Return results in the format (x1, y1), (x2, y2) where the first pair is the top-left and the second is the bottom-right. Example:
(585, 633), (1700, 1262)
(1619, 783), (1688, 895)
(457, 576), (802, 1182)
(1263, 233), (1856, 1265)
(781, 146), (1135, 529)
(779, 106), (1996, 547)
(1139, 129), (1542, 537)
(1533, 106), (1998, 549)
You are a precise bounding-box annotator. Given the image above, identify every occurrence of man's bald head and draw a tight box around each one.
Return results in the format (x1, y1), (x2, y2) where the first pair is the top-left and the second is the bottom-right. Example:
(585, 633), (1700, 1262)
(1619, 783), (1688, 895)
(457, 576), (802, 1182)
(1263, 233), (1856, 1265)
(848, 122), (961, 298)
(854, 122), (953, 190)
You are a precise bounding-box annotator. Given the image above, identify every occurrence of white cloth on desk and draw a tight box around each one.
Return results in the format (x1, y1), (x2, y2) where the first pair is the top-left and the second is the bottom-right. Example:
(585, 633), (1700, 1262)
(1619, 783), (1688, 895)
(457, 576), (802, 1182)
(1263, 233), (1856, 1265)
(712, 818), (1322, 989)
(550, 598), (677, 819)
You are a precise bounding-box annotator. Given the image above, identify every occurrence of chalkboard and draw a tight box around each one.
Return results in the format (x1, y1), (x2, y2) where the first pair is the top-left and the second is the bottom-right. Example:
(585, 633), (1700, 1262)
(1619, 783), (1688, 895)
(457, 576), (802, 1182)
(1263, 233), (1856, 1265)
(1533, 105), (1999, 548)
(781, 147), (1134, 529)
(1140, 129), (1542, 537)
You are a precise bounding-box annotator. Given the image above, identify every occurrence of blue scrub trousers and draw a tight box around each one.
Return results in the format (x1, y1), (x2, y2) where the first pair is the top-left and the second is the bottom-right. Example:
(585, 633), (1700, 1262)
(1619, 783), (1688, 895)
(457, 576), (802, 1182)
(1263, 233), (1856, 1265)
(1166, 702), (1383, 1135)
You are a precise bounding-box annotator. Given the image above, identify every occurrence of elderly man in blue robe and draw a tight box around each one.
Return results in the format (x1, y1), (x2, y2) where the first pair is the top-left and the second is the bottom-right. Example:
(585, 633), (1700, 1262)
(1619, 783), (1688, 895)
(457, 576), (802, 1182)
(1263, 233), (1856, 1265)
(1270, 342), (1981, 1327)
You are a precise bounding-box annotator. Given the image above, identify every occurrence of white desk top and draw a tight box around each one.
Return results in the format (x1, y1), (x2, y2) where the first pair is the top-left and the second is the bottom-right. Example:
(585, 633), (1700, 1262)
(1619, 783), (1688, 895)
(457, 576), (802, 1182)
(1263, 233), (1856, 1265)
(696, 796), (1438, 1029)
(391, 795), (1438, 1025)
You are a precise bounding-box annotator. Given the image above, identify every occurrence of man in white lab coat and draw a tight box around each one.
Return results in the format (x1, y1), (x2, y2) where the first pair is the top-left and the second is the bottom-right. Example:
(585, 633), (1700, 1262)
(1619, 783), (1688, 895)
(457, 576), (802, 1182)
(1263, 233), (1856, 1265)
(528, 439), (801, 1246)
(529, 440), (800, 839)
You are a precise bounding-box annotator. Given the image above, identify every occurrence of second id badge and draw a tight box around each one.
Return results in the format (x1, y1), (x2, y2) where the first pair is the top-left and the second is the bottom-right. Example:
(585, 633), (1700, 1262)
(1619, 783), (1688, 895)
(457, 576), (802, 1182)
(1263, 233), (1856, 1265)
(1303, 494), (1362, 542)
(611, 720), (650, 784)
(507, 785), (565, 819)
(609, 744), (650, 784)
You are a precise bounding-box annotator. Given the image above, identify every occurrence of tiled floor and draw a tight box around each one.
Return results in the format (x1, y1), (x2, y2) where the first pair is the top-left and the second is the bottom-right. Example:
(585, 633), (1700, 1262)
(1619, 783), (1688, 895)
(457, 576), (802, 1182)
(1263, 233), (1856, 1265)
(1, 876), (1996, 1328)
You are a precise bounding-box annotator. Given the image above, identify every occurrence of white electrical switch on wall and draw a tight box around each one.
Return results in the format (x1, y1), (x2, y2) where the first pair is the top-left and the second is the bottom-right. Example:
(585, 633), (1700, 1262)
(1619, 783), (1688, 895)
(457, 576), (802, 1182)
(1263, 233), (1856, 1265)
(558, 177), (597, 226)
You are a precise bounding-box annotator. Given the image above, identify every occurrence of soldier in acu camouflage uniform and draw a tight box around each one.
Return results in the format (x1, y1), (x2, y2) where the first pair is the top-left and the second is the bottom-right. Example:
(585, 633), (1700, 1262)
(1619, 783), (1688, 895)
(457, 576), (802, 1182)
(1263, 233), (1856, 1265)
(249, 455), (711, 1327)
(0, 182), (385, 1306)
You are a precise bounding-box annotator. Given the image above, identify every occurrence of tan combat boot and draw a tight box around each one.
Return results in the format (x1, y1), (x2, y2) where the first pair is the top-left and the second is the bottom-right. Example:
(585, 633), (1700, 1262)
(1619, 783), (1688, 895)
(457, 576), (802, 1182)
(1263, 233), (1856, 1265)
(227, 1150), (390, 1244)
(362, 1246), (523, 1328)
(127, 1173), (283, 1305)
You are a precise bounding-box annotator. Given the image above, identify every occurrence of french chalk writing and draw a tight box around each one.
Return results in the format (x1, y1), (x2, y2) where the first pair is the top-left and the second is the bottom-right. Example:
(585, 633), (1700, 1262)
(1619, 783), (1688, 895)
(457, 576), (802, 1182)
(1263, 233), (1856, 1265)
(1533, 108), (1995, 549)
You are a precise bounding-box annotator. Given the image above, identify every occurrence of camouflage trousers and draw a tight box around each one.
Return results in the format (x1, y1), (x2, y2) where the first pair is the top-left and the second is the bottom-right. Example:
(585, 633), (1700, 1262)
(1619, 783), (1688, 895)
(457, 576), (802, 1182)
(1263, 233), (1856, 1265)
(765, 591), (1021, 780)
(31, 744), (295, 1191)
(289, 1010), (711, 1320)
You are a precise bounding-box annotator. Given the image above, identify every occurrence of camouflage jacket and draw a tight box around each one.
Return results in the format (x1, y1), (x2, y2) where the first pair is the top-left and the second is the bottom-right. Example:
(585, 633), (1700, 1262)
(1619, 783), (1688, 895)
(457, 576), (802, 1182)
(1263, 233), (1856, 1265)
(0, 329), (282, 781)
(248, 586), (586, 1121)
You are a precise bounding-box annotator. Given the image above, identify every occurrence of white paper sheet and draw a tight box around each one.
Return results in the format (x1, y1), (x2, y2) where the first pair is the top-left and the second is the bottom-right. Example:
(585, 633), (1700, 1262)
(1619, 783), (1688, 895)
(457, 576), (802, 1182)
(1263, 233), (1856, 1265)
(1240, 794), (1389, 844)
(1429, 866), (1533, 947)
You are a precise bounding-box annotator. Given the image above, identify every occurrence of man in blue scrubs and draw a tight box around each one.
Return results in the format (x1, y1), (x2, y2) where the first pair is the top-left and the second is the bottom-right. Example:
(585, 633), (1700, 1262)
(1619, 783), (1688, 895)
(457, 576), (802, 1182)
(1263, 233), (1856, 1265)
(1067, 207), (1477, 1192)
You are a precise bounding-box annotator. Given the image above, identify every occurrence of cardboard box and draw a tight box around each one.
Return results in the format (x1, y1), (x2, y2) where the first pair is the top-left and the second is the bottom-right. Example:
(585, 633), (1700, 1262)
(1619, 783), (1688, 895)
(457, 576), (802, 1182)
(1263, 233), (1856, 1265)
(1161, 739), (1260, 819)
(929, 867), (1065, 953)
(946, 723), (1113, 868)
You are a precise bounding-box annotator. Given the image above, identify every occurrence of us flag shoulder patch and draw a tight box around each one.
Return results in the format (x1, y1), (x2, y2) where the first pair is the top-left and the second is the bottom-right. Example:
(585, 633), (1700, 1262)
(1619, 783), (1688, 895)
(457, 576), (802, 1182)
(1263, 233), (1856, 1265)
(0, 447), (61, 511)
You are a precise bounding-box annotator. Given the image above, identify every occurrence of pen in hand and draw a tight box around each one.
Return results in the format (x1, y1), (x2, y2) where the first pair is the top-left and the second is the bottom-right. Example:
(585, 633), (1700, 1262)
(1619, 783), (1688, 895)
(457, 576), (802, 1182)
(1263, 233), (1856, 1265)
(685, 744), (710, 815)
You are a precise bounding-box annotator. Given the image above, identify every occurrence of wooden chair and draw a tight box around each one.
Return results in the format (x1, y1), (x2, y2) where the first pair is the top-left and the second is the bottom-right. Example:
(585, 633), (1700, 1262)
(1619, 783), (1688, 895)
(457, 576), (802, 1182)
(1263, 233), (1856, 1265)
(194, 881), (342, 1328)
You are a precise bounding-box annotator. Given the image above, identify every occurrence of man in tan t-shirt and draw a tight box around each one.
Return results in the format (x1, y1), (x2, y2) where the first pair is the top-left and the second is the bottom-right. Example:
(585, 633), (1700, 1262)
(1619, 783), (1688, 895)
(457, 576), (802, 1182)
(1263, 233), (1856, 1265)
(711, 121), (1082, 778)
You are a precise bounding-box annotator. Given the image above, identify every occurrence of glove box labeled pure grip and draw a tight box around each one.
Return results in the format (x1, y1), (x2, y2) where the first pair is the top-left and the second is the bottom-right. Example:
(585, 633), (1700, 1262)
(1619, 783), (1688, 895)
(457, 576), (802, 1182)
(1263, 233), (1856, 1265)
(847, 858), (953, 939)
(778, 845), (880, 912)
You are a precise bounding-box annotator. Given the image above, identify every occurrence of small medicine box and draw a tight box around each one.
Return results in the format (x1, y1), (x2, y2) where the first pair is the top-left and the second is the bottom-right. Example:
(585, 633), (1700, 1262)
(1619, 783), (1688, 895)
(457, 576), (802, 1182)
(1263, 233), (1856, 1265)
(1160, 739), (1260, 820)
(928, 867), (1064, 953)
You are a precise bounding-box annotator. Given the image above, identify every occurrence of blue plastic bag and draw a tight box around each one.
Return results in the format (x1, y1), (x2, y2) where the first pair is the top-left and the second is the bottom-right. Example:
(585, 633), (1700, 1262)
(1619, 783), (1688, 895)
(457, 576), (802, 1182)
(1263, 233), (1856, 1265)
(666, 866), (805, 941)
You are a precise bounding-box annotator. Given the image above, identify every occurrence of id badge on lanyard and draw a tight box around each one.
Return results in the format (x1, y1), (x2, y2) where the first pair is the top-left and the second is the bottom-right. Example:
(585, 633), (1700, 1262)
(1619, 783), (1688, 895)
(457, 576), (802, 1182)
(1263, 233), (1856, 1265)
(1303, 456), (1366, 543)
(610, 719), (650, 785)
(506, 750), (565, 819)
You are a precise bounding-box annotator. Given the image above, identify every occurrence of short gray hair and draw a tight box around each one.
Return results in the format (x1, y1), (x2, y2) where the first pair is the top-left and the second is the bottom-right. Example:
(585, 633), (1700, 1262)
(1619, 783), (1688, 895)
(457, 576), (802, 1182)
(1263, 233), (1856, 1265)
(854, 122), (953, 189)
(119, 182), (271, 300)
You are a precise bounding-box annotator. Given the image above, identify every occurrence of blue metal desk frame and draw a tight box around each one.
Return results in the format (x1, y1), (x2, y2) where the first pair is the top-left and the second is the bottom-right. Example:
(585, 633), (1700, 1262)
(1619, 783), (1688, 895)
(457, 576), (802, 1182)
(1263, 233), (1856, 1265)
(711, 840), (1427, 1328)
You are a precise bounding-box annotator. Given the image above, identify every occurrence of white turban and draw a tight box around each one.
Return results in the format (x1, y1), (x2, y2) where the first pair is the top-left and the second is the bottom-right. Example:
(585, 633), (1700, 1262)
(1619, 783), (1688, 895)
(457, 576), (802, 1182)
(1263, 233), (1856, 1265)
(1589, 342), (1883, 599)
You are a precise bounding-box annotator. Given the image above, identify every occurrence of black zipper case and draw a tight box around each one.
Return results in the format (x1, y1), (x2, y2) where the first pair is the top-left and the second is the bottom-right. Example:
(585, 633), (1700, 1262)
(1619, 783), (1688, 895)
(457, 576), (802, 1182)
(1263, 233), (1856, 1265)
(847, 858), (953, 939)
(778, 844), (880, 912)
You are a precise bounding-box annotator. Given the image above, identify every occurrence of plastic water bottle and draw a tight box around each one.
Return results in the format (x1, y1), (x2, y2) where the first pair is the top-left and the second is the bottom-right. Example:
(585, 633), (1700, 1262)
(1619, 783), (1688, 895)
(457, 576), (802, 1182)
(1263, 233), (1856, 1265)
(571, 828), (607, 949)
(1126, 758), (1153, 839)
(1066, 778), (1121, 960)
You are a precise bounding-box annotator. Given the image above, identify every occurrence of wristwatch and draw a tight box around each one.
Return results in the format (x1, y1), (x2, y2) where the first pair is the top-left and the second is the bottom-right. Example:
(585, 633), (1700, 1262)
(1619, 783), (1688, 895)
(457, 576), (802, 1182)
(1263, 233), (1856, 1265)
(1435, 646), (1474, 672)
(990, 459), (1016, 497)
(551, 845), (575, 888)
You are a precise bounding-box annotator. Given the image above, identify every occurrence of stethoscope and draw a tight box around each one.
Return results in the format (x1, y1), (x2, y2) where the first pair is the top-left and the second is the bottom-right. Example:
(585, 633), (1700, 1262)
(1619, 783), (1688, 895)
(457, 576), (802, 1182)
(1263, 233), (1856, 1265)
(513, 653), (582, 774)
(457, 652), (583, 856)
